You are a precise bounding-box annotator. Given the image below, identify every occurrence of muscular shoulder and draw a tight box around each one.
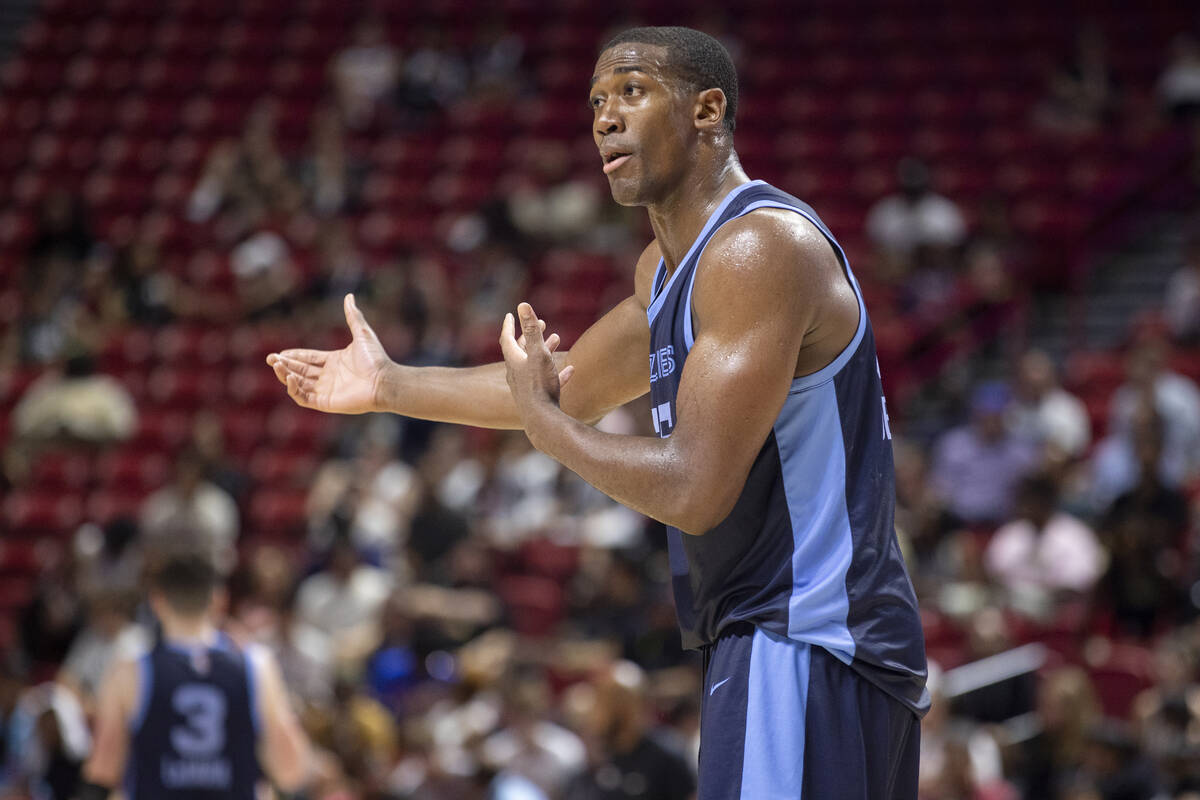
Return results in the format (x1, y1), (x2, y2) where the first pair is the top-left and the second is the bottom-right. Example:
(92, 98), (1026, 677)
(632, 240), (663, 308)
(691, 208), (859, 366)
(699, 207), (841, 292)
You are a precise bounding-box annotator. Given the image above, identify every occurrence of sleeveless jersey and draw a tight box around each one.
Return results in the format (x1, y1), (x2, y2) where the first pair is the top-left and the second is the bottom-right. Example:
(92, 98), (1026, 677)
(127, 633), (261, 799)
(646, 180), (929, 715)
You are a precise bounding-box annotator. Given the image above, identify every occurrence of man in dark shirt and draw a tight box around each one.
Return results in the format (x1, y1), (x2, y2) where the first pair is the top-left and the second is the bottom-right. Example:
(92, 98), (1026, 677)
(566, 661), (695, 800)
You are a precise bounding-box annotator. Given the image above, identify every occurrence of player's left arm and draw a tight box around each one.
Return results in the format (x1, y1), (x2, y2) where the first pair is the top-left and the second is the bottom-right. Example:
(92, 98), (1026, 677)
(502, 210), (825, 535)
(81, 658), (138, 794)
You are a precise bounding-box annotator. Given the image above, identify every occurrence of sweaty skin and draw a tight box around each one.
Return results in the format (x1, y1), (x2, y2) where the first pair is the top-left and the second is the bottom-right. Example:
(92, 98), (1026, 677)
(267, 42), (858, 535)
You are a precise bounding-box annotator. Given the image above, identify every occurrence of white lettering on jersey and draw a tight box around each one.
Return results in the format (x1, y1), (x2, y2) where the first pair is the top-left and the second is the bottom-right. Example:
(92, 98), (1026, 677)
(651, 402), (674, 436)
(881, 395), (893, 440)
(649, 346), (675, 383)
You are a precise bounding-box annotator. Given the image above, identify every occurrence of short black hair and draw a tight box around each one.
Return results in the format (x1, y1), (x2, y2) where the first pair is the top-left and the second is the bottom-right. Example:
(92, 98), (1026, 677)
(149, 546), (219, 617)
(601, 26), (738, 133)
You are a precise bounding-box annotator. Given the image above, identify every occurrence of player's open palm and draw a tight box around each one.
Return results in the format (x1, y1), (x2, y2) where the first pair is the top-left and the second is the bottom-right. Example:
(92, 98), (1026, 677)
(266, 294), (389, 414)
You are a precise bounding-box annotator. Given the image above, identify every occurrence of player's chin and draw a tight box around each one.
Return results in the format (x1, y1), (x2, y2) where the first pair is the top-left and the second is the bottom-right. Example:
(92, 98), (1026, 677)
(606, 177), (645, 207)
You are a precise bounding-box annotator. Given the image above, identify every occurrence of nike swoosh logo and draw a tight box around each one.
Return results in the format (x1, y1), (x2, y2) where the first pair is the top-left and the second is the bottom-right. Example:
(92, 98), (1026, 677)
(709, 677), (732, 696)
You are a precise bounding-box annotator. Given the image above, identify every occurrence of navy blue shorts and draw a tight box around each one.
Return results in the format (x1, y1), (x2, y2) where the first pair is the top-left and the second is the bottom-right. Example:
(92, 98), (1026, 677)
(698, 623), (920, 799)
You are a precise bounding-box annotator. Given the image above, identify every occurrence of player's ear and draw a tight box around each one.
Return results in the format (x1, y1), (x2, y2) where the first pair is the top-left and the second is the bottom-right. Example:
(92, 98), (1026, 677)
(693, 88), (727, 132)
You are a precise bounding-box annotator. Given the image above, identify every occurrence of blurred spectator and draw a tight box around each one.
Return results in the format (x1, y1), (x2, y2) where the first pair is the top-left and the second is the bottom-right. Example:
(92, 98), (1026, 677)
(1013, 667), (1102, 799)
(479, 669), (586, 798)
(1034, 24), (1119, 136)
(919, 665), (1014, 800)
(0, 661), (23, 783)
(305, 220), (370, 316)
(562, 660), (695, 800)
(930, 382), (1039, 526)
(1096, 338), (1200, 501)
(364, 591), (420, 711)
(230, 229), (300, 320)
(1159, 34), (1200, 122)
(1082, 720), (1164, 800)
(984, 474), (1106, 619)
(469, 21), (527, 100)
(11, 351), (137, 450)
(893, 437), (953, 575)
(56, 589), (147, 708)
(186, 139), (242, 223)
(401, 27), (470, 114)
(295, 532), (394, 664)
(1010, 349), (1092, 461)
(865, 157), (967, 273)
(1096, 410), (1189, 637)
(5, 684), (90, 800)
(1132, 635), (1200, 790)
(140, 446), (239, 574)
(296, 108), (365, 217)
(18, 547), (84, 671)
(105, 234), (177, 325)
(307, 421), (421, 562)
(477, 433), (563, 547)
(190, 410), (251, 503)
(311, 676), (400, 790)
(505, 143), (604, 245)
(1164, 229), (1200, 343)
(330, 19), (401, 129)
(27, 192), (93, 266)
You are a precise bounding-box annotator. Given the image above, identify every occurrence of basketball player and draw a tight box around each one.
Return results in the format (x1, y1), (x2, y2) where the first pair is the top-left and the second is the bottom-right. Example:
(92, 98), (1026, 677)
(79, 548), (311, 799)
(268, 26), (928, 798)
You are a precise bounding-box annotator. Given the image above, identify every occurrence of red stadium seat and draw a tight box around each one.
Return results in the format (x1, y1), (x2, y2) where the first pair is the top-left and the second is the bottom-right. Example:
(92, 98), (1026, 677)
(497, 574), (565, 638)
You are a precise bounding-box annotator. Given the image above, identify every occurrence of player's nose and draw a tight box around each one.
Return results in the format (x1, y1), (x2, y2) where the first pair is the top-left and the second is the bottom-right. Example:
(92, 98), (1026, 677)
(594, 99), (623, 136)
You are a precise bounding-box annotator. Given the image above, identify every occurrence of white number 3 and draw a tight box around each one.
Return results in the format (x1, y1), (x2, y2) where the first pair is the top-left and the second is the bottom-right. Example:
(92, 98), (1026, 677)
(171, 684), (226, 758)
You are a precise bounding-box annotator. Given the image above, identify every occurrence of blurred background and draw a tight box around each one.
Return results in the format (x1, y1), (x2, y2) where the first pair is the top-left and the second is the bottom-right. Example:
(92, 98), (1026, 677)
(1, 0), (1199, 798)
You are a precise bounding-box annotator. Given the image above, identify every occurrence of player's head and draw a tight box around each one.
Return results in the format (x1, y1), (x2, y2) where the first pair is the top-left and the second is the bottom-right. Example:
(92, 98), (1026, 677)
(148, 546), (221, 621)
(591, 26), (738, 207)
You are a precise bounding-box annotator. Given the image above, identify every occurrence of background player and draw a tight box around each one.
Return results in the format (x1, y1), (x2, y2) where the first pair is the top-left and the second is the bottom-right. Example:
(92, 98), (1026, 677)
(79, 547), (311, 799)
(268, 26), (925, 798)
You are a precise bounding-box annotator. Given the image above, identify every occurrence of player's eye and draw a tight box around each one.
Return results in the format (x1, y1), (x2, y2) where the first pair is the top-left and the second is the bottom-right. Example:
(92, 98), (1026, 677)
(589, 95), (604, 109)
(624, 83), (641, 96)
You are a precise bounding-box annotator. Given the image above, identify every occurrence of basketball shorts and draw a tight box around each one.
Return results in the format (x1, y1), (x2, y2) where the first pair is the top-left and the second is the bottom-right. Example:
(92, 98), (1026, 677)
(698, 622), (920, 799)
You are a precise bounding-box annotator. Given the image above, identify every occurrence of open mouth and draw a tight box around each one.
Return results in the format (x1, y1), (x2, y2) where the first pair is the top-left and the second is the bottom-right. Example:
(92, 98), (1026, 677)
(603, 153), (632, 174)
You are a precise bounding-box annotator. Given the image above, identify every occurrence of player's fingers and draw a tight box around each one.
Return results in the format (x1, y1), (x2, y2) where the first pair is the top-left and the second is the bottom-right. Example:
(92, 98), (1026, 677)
(278, 349), (327, 366)
(558, 365), (575, 387)
(275, 354), (320, 379)
(499, 312), (523, 361)
(517, 303), (544, 344)
(344, 293), (373, 339)
(270, 357), (291, 386)
(285, 373), (307, 407)
(546, 332), (561, 353)
(516, 320), (545, 351)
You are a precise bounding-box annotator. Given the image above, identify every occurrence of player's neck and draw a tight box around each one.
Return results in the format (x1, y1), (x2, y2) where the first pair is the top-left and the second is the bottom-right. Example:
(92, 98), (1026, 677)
(161, 614), (216, 645)
(646, 150), (748, 275)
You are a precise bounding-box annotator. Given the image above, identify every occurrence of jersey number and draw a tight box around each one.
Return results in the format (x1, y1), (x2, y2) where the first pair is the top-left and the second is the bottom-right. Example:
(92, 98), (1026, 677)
(171, 684), (227, 759)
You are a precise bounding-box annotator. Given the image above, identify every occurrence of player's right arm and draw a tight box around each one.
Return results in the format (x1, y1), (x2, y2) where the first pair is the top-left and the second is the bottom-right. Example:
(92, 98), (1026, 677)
(267, 242), (660, 428)
(251, 647), (313, 793)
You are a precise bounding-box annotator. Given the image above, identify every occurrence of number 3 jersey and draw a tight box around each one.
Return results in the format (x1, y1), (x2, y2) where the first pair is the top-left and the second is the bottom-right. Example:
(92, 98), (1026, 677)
(646, 180), (930, 717)
(128, 633), (261, 799)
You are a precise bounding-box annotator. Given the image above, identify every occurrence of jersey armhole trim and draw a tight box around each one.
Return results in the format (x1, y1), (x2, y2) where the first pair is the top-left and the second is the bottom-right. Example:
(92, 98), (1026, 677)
(681, 200), (867, 371)
(646, 180), (767, 324)
(128, 653), (153, 734)
(244, 645), (263, 736)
